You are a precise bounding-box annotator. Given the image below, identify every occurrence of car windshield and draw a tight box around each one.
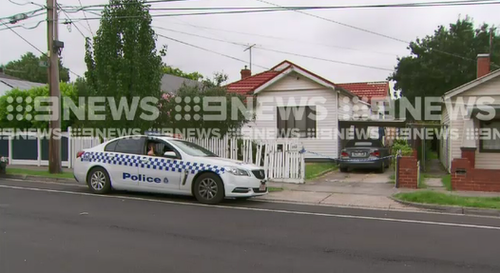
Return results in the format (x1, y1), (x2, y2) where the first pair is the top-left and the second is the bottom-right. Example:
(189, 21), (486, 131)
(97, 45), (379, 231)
(346, 139), (381, 148)
(169, 140), (219, 157)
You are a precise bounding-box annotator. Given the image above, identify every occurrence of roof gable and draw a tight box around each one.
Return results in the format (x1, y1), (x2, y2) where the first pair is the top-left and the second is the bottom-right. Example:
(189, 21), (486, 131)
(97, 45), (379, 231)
(226, 60), (356, 97)
(443, 68), (500, 100)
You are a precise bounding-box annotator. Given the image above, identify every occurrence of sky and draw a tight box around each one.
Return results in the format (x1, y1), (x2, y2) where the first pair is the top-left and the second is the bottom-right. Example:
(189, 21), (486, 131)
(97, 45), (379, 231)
(0, 0), (499, 86)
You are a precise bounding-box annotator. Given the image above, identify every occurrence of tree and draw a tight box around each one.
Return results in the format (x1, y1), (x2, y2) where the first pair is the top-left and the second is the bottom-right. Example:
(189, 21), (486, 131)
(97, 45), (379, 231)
(388, 17), (500, 120)
(162, 65), (204, 81)
(154, 79), (251, 138)
(0, 82), (78, 131)
(84, 0), (163, 135)
(1, 52), (70, 83)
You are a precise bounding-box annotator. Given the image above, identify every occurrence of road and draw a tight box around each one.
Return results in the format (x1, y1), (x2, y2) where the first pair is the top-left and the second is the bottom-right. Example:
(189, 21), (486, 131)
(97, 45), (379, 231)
(1, 178), (500, 273)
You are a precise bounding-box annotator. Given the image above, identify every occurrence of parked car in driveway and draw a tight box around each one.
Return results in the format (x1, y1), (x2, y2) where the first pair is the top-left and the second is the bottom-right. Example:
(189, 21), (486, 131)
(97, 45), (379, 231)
(338, 139), (390, 173)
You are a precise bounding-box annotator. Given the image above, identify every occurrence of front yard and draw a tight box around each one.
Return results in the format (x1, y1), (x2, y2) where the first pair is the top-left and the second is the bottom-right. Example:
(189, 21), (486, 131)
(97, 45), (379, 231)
(305, 162), (337, 180)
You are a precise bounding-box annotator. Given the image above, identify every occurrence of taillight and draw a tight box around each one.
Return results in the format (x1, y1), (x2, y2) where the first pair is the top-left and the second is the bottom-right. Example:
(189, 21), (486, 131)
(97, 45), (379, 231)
(76, 151), (84, 158)
(371, 150), (380, 157)
(341, 151), (349, 157)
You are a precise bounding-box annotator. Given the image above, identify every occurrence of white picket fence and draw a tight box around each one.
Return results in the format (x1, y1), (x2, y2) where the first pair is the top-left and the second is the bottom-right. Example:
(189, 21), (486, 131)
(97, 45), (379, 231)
(186, 136), (305, 183)
(2, 129), (305, 183)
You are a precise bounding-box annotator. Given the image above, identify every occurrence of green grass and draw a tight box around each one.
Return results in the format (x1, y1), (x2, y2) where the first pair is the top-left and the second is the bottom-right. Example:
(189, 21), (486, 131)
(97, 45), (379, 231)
(268, 187), (283, 192)
(418, 174), (428, 189)
(6, 168), (74, 179)
(388, 173), (395, 184)
(442, 174), (452, 191)
(305, 162), (338, 180)
(394, 191), (500, 210)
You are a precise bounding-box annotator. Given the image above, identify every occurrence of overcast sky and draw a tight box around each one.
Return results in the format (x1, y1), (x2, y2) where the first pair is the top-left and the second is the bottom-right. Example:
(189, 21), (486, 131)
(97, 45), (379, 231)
(1, 0), (499, 86)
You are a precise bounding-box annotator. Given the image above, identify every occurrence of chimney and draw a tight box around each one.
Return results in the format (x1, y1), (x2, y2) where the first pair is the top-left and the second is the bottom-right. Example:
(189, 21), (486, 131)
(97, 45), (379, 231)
(240, 65), (251, 79)
(477, 53), (490, 78)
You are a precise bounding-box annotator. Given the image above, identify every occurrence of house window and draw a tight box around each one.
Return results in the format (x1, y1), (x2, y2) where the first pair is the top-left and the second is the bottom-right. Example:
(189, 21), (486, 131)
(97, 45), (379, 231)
(479, 120), (500, 152)
(277, 106), (316, 138)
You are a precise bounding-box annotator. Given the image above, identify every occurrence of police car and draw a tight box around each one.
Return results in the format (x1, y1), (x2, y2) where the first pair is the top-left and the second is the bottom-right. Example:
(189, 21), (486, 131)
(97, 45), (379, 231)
(73, 134), (268, 204)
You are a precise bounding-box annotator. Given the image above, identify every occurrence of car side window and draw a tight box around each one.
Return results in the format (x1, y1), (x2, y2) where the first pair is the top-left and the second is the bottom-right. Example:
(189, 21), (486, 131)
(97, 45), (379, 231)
(104, 140), (118, 152)
(145, 139), (181, 159)
(115, 137), (144, 155)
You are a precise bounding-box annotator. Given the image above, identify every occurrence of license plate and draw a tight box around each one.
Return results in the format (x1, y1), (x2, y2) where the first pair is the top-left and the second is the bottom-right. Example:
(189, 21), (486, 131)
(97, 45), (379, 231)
(259, 183), (266, 191)
(351, 152), (366, 157)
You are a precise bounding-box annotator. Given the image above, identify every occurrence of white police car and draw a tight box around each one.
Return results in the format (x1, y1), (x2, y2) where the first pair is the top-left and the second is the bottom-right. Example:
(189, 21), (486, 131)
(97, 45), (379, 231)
(73, 135), (268, 204)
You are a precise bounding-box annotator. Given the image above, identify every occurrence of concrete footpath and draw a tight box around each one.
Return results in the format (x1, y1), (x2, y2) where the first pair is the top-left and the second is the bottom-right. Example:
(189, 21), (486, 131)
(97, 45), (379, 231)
(254, 168), (422, 211)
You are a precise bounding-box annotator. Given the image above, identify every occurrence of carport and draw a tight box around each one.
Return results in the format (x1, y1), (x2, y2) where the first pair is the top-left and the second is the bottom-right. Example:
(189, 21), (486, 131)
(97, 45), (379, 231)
(338, 119), (442, 173)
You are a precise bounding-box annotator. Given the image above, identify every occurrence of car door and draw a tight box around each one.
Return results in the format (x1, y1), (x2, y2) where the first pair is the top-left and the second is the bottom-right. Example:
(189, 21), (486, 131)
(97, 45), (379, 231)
(106, 136), (145, 189)
(138, 139), (183, 192)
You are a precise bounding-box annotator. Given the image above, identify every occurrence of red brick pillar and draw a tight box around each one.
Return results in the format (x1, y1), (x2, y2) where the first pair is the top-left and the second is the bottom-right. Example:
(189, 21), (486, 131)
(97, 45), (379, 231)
(397, 156), (418, 189)
(460, 147), (476, 168)
(450, 158), (472, 191)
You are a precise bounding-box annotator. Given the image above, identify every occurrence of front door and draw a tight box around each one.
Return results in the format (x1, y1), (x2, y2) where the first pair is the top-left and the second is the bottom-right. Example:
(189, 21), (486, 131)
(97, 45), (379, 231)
(138, 139), (183, 192)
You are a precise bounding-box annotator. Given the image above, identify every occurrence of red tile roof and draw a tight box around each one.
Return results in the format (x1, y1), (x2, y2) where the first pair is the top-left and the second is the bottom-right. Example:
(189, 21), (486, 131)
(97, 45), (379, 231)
(226, 70), (282, 96)
(337, 81), (389, 102)
(226, 60), (389, 103)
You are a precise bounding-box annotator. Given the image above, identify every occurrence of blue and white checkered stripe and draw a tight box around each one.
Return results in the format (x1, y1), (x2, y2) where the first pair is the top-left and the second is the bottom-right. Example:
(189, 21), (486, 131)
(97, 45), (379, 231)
(81, 152), (226, 174)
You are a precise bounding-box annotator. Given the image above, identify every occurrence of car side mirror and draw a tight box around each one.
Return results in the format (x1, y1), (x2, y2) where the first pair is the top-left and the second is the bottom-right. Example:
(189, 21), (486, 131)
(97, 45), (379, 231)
(163, 151), (177, 158)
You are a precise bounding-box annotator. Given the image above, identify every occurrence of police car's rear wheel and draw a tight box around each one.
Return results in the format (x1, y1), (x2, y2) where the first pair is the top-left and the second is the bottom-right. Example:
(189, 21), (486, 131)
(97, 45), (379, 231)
(87, 167), (111, 194)
(194, 173), (224, 204)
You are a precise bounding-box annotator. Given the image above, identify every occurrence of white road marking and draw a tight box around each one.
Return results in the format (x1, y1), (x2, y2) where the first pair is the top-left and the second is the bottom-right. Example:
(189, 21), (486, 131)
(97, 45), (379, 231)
(1, 184), (500, 231)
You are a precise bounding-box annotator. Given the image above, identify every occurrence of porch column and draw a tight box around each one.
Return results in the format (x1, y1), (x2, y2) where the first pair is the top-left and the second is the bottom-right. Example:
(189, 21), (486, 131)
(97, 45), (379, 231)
(460, 118), (477, 168)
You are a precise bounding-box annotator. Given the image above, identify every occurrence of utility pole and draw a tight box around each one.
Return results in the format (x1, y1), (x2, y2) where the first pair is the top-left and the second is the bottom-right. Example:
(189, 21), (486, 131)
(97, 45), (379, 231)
(47, 0), (62, 173)
(244, 44), (256, 71)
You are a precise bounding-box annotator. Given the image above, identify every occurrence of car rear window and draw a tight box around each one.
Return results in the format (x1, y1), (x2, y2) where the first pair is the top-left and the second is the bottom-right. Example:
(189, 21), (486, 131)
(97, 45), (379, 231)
(346, 139), (382, 147)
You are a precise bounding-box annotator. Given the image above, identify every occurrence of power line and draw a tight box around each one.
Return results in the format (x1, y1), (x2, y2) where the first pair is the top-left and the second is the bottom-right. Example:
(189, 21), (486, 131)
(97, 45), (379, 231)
(160, 20), (398, 57)
(0, 21), (46, 56)
(61, 0), (500, 13)
(153, 25), (248, 46)
(60, 0), (192, 11)
(255, 0), (500, 68)
(77, 0), (94, 37)
(156, 34), (268, 69)
(254, 47), (394, 71)
(153, 26), (395, 71)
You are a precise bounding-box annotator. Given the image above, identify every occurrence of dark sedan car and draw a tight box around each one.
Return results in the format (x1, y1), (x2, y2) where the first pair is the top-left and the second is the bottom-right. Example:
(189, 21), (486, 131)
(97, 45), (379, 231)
(338, 139), (390, 173)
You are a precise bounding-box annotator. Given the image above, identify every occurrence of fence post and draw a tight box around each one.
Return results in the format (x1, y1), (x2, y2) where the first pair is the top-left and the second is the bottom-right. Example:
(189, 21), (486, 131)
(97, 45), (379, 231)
(37, 129), (41, 166)
(8, 133), (12, 164)
(67, 127), (72, 169)
(395, 149), (401, 188)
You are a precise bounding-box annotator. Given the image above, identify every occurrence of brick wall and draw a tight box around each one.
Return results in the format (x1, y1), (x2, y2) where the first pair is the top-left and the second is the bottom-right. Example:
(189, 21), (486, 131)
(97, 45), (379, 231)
(451, 158), (500, 192)
(397, 156), (418, 189)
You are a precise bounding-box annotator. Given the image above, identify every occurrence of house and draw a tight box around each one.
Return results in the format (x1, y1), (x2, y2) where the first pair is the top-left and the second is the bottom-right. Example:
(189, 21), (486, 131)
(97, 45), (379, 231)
(226, 60), (384, 161)
(0, 71), (46, 96)
(161, 74), (202, 94)
(441, 53), (500, 176)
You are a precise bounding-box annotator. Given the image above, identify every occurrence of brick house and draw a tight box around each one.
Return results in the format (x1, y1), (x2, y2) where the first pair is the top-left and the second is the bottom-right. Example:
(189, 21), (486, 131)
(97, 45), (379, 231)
(441, 53), (500, 191)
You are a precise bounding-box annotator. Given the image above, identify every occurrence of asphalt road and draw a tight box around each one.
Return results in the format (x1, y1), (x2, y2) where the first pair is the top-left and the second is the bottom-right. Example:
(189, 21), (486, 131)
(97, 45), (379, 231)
(2, 178), (500, 273)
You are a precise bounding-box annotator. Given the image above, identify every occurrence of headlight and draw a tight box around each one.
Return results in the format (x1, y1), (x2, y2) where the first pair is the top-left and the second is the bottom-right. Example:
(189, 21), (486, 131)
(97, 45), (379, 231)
(224, 166), (250, 176)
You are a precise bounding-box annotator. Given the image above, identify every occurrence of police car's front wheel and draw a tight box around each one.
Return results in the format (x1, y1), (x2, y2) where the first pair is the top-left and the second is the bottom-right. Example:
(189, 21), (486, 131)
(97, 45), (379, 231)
(193, 173), (224, 204)
(87, 167), (111, 194)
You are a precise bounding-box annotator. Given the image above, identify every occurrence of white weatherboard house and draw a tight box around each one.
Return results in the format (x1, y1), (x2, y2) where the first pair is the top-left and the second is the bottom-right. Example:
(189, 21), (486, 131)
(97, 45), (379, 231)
(440, 53), (500, 172)
(226, 60), (385, 161)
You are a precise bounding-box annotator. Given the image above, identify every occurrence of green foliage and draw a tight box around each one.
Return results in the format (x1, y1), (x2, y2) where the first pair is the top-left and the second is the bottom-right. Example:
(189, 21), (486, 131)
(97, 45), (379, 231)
(0, 82), (78, 130)
(154, 82), (251, 138)
(162, 65), (203, 81)
(392, 138), (414, 156)
(1, 52), (70, 83)
(83, 0), (163, 134)
(388, 17), (500, 119)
